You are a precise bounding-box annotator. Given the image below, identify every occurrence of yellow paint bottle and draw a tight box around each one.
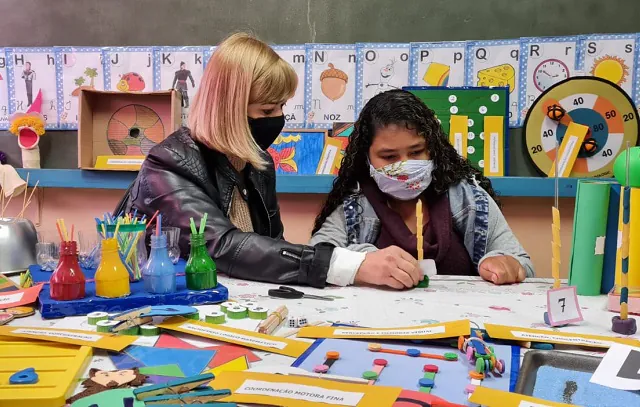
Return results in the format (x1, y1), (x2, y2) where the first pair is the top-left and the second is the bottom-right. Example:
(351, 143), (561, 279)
(95, 238), (131, 298)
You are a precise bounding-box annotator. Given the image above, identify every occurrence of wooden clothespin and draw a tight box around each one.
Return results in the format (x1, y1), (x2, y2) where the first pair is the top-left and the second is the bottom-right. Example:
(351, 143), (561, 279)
(110, 305), (198, 333)
(133, 373), (236, 406)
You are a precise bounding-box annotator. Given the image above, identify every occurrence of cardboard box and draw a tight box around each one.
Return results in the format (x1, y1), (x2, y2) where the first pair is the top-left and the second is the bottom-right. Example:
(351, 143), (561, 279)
(78, 89), (181, 171)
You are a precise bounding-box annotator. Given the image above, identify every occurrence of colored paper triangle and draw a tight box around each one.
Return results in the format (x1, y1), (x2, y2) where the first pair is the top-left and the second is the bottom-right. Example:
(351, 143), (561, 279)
(108, 350), (144, 370)
(208, 344), (261, 367)
(207, 355), (249, 376)
(125, 346), (216, 377)
(138, 364), (185, 377)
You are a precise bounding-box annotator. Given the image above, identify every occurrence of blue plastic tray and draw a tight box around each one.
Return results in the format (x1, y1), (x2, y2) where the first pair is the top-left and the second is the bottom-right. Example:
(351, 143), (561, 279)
(31, 260), (228, 319)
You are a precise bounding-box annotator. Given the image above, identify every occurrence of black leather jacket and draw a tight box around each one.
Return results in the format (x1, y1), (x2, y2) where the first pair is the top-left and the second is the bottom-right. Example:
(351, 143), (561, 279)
(115, 128), (333, 288)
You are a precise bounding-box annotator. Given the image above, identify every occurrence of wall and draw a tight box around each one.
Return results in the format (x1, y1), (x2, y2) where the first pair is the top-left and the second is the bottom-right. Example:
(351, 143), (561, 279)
(3, 189), (574, 278)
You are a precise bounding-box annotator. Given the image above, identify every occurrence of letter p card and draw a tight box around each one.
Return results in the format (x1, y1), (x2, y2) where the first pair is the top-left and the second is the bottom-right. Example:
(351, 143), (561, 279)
(546, 286), (583, 326)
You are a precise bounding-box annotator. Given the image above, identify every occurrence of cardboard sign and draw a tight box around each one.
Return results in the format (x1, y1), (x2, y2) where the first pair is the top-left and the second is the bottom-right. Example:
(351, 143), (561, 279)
(469, 386), (574, 406)
(483, 115), (505, 176)
(0, 326), (136, 351)
(547, 122), (589, 177)
(158, 317), (311, 357)
(546, 286), (584, 326)
(484, 323), (640, 348)
(212, 371), (402, 407)
(0, 284), (43, 308)
(590, 343), (640, 390)
(297, 320), (470, 340)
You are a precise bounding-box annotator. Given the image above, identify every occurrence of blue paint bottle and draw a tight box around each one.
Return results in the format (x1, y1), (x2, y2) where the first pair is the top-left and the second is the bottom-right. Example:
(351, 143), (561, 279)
(142, 234), (176, 294)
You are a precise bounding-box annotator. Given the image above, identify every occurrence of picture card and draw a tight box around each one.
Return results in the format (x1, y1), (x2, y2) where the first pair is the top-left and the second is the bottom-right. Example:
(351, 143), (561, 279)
(0, 49), (8, 129)
(153, 46), (205, 125)
(0, 325), (137, 351)
(55, 47), (104, 129)
(297, 320), (470, 340)
(305, 44), (357, 128)
(409, 41), (467, 87)
(590, 343), (640, 390)
(6, 47), (59, 128)
(355, 43), (410, 114)
(546, 286), (584, 326)
(103, 47), (153, 92)
(467, 39), (521, 126)
(274, 45), (307, 128)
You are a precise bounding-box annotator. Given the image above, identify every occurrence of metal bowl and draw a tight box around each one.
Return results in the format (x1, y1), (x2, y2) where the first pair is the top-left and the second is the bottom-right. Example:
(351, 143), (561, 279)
(0, 217), (37, 274)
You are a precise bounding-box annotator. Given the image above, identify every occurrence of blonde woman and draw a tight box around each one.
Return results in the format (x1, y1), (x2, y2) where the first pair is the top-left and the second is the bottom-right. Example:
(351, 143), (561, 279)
(115, 33), (336, 286)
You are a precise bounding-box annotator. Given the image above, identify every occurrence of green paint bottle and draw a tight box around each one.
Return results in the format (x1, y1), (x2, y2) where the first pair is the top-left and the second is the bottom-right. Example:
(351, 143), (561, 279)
(185, 233), (217, 290)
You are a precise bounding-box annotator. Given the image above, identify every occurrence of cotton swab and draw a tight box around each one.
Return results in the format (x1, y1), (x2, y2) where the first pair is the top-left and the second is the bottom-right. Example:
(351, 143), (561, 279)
(199, 213), (208, 234)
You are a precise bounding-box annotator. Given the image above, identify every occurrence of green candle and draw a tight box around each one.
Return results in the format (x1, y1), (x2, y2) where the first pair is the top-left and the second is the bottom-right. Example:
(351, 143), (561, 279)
(185, 233), (217, 290)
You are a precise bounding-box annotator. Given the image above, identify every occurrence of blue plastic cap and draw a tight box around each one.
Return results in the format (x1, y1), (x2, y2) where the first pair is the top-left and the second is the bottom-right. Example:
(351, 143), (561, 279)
(406, 348), (421, 357)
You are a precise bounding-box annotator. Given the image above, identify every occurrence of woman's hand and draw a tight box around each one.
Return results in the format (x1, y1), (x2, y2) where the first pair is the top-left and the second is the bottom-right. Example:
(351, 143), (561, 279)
(479, 255), (526, 285)
(355, 246), (421, 289)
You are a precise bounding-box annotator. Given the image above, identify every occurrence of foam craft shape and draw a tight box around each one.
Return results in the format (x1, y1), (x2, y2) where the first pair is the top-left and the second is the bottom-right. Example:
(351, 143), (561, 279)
(0, 325), (136, 351)
(469, 386), (574, 407)
(70, 388), (144, 407)
(0, 283), (42, 308)
(212, 371), (402, 407)
(154, 333), (262, 366)
(207, 355), (249, 376)
(138, 364), (185, 377)
(116, 345), (216, 377)
(297, 320), (470, 340)
(66, 368), (147, 405)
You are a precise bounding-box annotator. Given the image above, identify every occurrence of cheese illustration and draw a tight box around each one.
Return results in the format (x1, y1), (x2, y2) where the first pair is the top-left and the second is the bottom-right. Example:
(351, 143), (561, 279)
(423, 62), (450, 86)
(477, 64), (515, 92)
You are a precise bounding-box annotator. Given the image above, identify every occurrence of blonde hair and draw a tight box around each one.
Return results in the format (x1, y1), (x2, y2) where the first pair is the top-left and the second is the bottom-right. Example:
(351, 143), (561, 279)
(189, 32), (297, 169)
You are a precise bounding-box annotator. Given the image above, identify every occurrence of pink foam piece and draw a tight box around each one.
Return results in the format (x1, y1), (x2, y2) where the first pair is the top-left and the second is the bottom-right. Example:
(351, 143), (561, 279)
(313, 364), (329, 373)
(464, 384), (476, 394)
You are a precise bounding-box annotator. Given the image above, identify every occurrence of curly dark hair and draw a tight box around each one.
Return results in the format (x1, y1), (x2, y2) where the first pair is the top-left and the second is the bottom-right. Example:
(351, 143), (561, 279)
(312, 89), (499, 234)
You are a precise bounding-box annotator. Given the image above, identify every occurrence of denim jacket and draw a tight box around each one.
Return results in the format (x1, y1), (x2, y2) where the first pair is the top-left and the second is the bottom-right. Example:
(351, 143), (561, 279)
(310, 180), (535, 277)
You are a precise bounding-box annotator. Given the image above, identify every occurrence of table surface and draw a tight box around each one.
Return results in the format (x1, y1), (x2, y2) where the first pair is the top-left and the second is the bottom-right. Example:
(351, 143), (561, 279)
(7, 274), (638, 406)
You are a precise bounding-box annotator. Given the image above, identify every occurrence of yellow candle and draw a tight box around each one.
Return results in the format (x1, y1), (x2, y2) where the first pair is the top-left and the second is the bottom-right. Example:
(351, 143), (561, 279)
(416, 199), (423, 261)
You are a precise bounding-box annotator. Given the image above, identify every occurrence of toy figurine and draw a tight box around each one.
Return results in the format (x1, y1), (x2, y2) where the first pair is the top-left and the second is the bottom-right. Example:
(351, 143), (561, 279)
(8, 90), (46, 169)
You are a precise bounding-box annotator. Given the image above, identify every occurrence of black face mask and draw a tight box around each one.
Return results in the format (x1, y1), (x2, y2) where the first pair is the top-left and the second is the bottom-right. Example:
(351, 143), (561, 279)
(248, 115), (285, 150)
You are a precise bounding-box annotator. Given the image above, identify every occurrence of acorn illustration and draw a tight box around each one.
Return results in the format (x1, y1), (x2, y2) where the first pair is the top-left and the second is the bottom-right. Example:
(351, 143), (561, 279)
(320, 63), (348, 101)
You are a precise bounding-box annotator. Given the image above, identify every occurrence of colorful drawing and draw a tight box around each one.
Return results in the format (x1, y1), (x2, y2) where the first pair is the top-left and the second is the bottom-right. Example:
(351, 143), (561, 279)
(320, 63), (348, 101)
(72, 67), (99, 96)
(591, 55), (630, 86)
(533, 59), (570, 92)
(477, 64), (516, 93)
(268, 130), (326, 175)
(365, 59), (400, 96)
(423, 62), (450, 86)
(66, 368), (147, 404)
(21, 61), (36, 106)
(117, 72), (146, 92)
(172, 62), (195, 108)
(268, 146), (297, 172)
(107, 104), (165, 155)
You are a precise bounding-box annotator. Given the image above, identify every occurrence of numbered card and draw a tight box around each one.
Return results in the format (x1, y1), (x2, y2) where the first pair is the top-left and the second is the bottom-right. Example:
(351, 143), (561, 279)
(409, 42), (466, 87)
(55, 47), (104, 129)
(579, 34), (637, 101)
(274, 45), (307, 128)
(546, 286), (584, 326)
(153, 46), (205, 125)
(103, 47), (153, 92)
(591, 343), (640, 390)
(467, 39), (521, 127)
(305, 44), (356, 128)
(355, 43), (410, 114)
(6, 47), (59, 128)
(0, 49), (8, 129)
(519, 36), (580, 121)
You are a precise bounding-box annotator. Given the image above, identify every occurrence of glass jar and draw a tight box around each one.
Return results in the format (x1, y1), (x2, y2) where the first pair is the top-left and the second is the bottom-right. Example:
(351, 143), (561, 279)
(185, 233), (217, 290)
(49, 241), (86, 301)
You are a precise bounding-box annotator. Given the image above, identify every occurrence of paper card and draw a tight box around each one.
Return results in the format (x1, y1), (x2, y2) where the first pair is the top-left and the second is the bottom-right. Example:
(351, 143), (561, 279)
(547, 122), (589, 177)
(409, 42), (466, 87)
(297, 320), (470, 340)
(6, 47), (59, 128)
(484, 323), (640, 348)
(274, 45), (307, 128)
(449, 115), (469, 158)
(212, 371), (402, 407)
(467, 39), (521, 126)
(0, 283), (42, 308)
(0, 326), (137, 351)
(469, 386), (573, 407)
(519, 36), (580, 121)
(305, 44), (356, 129)
(546, 286), (584, 326)
(316, 136), (344, 175)
(0, 49), (9, 129)
(579, 34), (636, 100)
(590, 343), (640, 390)
(157, 317), (311, 357)
(355, 43), (410, 114)
(51, 316), (158, 347)
(483, 115), (505, 176)
(103, 47), (154, 92)
(153, 46), (205, 126)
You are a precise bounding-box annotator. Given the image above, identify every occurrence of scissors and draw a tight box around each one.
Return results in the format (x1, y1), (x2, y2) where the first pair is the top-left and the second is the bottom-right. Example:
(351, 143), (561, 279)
(267, 286), (334, 301)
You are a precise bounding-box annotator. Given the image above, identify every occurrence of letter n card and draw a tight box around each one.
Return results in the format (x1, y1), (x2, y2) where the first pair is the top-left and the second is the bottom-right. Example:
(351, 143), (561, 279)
(546, 286), (583, 326)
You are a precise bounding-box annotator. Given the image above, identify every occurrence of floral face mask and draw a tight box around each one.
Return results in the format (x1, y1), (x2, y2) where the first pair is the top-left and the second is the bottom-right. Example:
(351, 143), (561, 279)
(369, 159), (434, 200)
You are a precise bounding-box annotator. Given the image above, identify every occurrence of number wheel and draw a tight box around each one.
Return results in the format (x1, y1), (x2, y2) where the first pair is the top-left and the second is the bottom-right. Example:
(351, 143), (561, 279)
(524, 77), (638, 178)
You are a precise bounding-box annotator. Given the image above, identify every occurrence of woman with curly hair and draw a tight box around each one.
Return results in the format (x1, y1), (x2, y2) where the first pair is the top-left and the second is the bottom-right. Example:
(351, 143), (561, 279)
(311, 90), (533, 289)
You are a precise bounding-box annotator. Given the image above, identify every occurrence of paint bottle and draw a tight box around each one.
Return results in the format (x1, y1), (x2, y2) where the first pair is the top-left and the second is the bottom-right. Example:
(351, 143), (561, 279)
(50, 241), (86, 301)
(95, 238), (131, 298)
(142, 234), (176, 294)
(185, 233), (217, 290)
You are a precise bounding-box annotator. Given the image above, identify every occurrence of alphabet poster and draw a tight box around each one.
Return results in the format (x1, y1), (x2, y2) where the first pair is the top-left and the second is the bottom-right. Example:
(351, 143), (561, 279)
(579, 34), (636, 101)
(519, 36), (580, 121)
(153, 46), (205, 125)
(203, 46), (216, 67)
(274, 45), (307, 128)
(409, 42), (466, 87)
(355, 43), (410, 114)
(305, 44), (356, 129)
(6, 47), (59, 128)
(55, 47), (104, 129)
(0, 49), (8, 129)
(103, 47), (153, 92)
(467, 40), (521, 126)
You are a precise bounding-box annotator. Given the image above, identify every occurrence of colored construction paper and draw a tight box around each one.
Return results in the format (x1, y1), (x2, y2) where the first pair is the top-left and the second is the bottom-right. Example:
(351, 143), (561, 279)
(208, 355), (249, 376)
(155, 333), (261, 365)
(0, 283), (42, 308)
(125, 345), (215, 377)
(71, 388), (144, 407)
(569, 181), (611, 296)
(602, 183), (621, 294)
(109, 350), (143, 370)
(138, 364), (184, 377)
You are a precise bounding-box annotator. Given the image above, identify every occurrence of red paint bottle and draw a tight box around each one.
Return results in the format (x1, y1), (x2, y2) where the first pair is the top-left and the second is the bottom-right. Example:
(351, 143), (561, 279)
(50, 241), (86, 301)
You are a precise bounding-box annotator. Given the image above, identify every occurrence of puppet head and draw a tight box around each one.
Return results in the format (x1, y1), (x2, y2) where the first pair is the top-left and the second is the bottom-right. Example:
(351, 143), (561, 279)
(9, 90), (46, 150)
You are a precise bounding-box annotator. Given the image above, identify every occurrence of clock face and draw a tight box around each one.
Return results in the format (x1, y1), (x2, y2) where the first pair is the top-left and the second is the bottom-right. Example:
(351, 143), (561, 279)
(534, 59), (570, 92)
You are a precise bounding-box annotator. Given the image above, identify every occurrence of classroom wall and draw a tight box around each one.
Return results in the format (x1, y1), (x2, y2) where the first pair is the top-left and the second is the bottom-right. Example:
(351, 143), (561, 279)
(3, 189), (574, 279)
